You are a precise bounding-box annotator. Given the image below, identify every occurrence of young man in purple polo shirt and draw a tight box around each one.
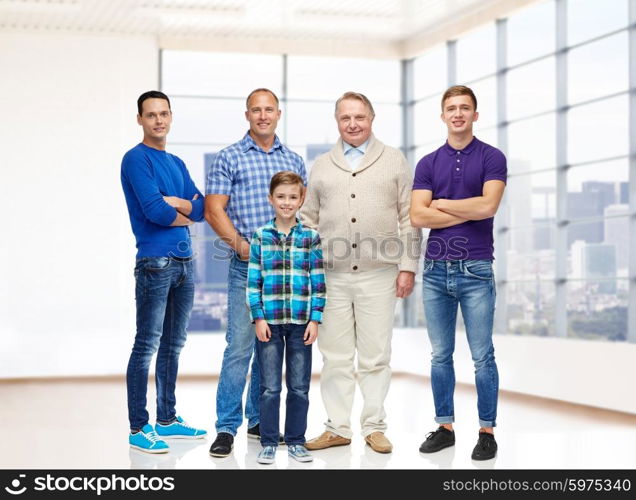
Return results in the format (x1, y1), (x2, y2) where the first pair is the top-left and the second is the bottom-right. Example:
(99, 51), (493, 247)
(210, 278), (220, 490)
(410, 85), (506, 461)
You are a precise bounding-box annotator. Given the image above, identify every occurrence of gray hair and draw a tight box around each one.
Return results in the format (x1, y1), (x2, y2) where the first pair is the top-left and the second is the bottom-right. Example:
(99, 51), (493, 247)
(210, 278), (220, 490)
(334, 91), (375, 118)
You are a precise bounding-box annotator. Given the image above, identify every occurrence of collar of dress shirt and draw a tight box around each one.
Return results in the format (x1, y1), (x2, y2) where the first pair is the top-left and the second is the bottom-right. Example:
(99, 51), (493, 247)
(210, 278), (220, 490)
(343, 138), (370, 156)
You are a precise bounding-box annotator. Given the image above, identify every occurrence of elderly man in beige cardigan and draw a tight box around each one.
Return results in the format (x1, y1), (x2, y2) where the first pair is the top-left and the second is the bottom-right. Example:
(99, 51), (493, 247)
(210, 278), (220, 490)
(301, 91), (421, 454)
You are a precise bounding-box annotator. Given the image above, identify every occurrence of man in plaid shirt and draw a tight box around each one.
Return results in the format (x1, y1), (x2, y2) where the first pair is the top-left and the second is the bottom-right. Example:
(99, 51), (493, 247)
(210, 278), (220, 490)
(247, 171), (326, 464)
(205, 88), (307, 457)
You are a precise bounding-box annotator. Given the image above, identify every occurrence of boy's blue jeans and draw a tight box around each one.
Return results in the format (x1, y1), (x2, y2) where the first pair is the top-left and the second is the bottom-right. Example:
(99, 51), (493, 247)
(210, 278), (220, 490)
(423, 259), (499, 428)
(127, 257), (194, 431)
(256, 323), (312, 447)
(215, 256), (260, 435)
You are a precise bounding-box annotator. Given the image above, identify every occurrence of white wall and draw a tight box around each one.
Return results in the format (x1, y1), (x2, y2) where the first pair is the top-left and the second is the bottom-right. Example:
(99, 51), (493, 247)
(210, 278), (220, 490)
(0, 31), (157, 373)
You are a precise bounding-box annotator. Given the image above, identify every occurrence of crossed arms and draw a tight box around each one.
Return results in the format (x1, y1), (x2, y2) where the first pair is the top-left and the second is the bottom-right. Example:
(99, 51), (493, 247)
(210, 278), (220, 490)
(164, 194), (200, 226)
(123, 153), (204, 227)
(409, 180), (506, 229)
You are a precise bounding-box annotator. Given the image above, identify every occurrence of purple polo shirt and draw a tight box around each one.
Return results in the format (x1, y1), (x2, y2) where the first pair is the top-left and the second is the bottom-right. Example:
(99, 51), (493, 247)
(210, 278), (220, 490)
(413, 137), (507, 260)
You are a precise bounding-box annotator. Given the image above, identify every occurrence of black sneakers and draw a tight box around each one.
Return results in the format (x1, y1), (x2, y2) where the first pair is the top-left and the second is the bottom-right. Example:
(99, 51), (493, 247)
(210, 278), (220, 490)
(246, 424), (261, 439)
(420, 426), (497, 460)
(419, 426), (456, 453)
(209, 432), (234, 457)
(247, 424), (285, 445)
(471, 431), (497, 461)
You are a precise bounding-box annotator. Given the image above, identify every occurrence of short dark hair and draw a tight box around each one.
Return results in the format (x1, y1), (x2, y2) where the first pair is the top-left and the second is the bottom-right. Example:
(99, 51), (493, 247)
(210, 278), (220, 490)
(441, 85), (477, 111)
(245, 88), (280, 109)
(334, 91), (375, 118)
(269, 171), (304, 195)
(137, 90), (171, 115)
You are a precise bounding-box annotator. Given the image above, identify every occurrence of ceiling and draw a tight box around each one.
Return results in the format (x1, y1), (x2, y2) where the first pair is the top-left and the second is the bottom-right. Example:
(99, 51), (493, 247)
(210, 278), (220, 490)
(0, 0), (539, 57)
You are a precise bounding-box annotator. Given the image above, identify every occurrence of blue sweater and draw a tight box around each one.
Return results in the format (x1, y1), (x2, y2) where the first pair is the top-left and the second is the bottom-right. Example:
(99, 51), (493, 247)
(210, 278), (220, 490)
(121, 143), (204, 258)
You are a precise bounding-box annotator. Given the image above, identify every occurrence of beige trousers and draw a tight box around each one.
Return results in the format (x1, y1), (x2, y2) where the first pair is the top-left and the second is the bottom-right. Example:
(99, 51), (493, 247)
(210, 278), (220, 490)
(318, 266), (399, 438)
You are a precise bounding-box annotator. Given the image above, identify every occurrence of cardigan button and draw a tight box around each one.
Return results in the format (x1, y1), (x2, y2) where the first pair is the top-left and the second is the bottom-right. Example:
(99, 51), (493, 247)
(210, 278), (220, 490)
(351, 218), (356, 223)
(351, 193), (355, 198)
(352, 243), (357, 248)
(353, 265), (358, 271)
(352, 173), (356, 177)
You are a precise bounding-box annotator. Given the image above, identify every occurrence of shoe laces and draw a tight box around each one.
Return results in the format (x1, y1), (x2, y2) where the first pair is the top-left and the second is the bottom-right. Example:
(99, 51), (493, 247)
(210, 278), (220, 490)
(289, 445), (307, 456)
(216, 433), (233, 444)
(477, 433), (495, 449)
(425, 428), (446, 440)
(144, 430), (162, 443)
(176, 419), (196, 430)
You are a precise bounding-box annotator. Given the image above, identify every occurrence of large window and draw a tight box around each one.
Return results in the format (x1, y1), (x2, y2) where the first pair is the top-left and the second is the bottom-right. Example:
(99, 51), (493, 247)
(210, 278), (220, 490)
(567, 0), (628, 46)
(162, 0), (634, 342)
(455, 23), (496, 83)
(500, 0), (631, 342)
(507, 0), (555, 65)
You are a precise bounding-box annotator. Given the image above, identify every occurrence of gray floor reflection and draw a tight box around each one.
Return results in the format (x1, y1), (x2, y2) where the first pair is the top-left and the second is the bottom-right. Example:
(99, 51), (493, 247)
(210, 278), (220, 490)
(129, 440), (207, 470)
(419, 446), (456, 469)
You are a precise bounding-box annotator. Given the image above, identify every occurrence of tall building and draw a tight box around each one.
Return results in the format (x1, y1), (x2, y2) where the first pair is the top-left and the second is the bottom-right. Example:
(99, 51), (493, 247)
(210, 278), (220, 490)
(567, 191), (603, 245)
(527, 185), (556, 251)
(570, 240), (617, 294)
(566, 182), (620, 248)
(507, 161), (533, 251)
(582, 181), (616, 211)
(620, 181), (629, 204)
(604, 204), (629, 275)
(188, 153), (231, 332)
(191, 153), (230, 286)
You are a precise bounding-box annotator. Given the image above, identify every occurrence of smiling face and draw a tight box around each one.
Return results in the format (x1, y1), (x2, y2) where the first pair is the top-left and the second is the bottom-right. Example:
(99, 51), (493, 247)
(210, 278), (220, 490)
(336, 98), (374, 147)
(441, 94), (479, 137)
(268, 182), (304, 225)
(137, 97), (172, 147)
(245, 90), (281, 141)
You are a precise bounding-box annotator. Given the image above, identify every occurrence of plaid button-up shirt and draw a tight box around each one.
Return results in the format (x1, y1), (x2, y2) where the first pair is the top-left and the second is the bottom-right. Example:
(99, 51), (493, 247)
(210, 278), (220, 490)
(205, 132), (307, 244)
(247, 218), (326, 325)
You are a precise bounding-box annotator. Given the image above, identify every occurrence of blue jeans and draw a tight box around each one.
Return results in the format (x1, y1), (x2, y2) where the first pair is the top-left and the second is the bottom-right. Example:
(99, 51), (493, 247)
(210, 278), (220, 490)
(422, 259), (499, 428)
(127, 257), (194, 431)
(215, 256), (260, 435)
(256, 323), (312, 447)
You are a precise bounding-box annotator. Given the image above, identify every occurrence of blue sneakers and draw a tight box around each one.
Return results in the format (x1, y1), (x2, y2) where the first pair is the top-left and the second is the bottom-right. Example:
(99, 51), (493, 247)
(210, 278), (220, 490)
(129, 424), (169, 454)
(288, 444), (313, 462)
(257, 445), (277, 464)
(155, 416), (207, 440)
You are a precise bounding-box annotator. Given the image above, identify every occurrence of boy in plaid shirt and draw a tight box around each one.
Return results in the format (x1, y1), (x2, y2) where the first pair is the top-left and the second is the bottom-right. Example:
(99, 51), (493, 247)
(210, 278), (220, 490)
(246, 171), (326, 464)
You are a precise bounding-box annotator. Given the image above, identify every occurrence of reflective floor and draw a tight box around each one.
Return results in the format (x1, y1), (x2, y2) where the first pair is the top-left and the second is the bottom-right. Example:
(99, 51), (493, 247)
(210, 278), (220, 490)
(2, 375), (636, 469)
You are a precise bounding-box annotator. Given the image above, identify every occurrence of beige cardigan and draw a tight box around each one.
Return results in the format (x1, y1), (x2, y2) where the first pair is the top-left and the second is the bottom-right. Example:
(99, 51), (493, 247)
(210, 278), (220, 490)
(301, 135), (422, 273)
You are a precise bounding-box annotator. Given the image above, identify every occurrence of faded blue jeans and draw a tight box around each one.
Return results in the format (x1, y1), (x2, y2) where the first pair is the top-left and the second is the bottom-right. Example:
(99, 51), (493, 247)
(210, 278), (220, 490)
(127, 256), (194, 431)
(423, 259), (499, 428)
(215, 256), (260, 435)
(256, 323), (312, 447)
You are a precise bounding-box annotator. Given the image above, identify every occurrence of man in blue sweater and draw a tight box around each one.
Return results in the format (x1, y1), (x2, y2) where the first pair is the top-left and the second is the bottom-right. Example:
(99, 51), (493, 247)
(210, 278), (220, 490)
(121, 91), (207, 453)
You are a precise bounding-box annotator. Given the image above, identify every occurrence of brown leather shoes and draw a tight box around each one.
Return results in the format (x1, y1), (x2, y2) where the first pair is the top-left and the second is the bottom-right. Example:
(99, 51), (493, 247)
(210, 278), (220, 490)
(305, 431), (351, 450)
(365, 432), (393, 453)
